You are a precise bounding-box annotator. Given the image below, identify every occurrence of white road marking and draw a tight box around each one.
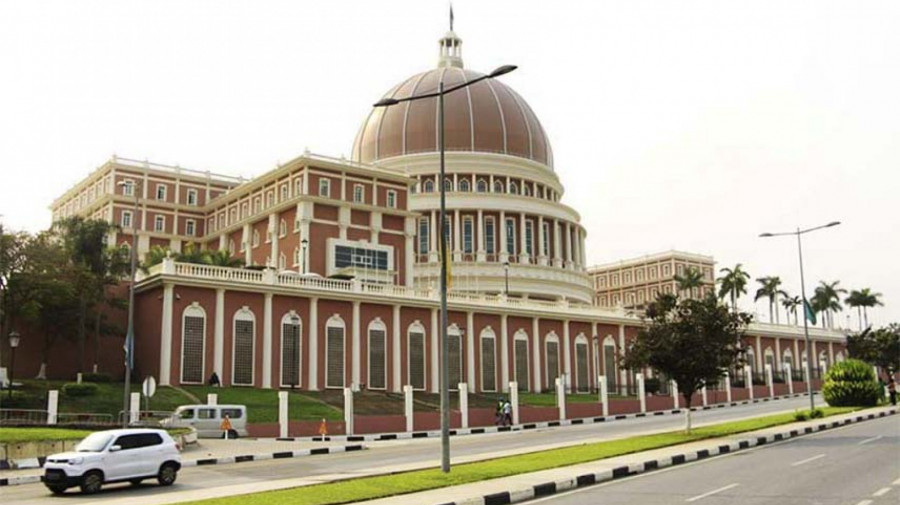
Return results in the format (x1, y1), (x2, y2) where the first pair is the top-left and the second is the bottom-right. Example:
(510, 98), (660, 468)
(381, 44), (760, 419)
(872, 487), (891, 497)
(855, 500), (873, 505)
(791, 453), (826, 466)
(685, 483), (740, 502)
(892, 476), (900, 486)
(857, 435), (882, 445)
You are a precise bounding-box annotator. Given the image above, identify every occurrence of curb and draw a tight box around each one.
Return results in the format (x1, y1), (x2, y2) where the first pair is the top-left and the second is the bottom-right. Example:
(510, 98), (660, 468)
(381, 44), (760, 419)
(0, 444), (365, 487)
(277, 392), (813, 443)
(434, 407), (898, 505)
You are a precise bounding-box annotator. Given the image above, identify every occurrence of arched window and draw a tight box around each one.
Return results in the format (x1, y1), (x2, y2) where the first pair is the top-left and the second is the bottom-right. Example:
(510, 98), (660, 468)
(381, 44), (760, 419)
(545, 332), (560, 390)
(368, 318), (387, 390)
(280, 185), (288, 201)
(480, 327), (497, 392)
(408, 322), (427, 390)
(746, 347), (756, 376)
(279, 219), (287, 237)
(423, 179), (435, 193)
(476, 179), (488, 193)
(444, 178), (453, 193)
(448, 324), (463, 390)
(232, 307), (256, 386)
(181, 303), (206, 384)
(252, 230), (260, 247)
(325, 315), (346, 389)
(458, 179), (470, 192)
(509, 181), (519, 195)
(278, 252), (286, 270)
(280, 312), (302, 387)
(783, 348), (794, 371)
(603, 336), (617, 389)
(523, 184), (532, 197)
(493, 180), (504, 193)
(266, 191), (274, 207)
(514, 330), (530, 391)
(764, 347), (775, 370)
(574, 334), (589, 393)
(293, 247), (300, 266)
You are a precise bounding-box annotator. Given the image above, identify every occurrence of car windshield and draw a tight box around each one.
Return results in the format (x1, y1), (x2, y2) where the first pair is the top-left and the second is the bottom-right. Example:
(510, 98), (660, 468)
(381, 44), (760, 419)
(75, 432), (113, 452)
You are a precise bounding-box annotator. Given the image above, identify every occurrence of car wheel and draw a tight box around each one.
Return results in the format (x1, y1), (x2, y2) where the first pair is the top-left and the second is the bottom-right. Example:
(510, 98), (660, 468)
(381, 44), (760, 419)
(80, 471), (104, 494)
(46, 483), (68, 495)
(130, 478), (143, 486)
(157, 463), (178, 486)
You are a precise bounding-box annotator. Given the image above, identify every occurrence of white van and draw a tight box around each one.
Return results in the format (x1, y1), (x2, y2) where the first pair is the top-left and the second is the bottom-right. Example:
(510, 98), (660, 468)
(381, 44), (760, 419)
(161, 404), (248, 438)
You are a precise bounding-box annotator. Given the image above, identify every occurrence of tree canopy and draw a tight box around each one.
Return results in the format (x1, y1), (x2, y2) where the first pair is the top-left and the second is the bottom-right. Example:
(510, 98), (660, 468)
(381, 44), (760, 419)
(846, 324), (899, 378)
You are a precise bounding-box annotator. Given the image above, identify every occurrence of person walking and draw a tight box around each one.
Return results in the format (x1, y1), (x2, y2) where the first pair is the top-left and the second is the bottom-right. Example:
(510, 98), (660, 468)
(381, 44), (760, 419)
(889, 379), (897, 406)
(502, 398), (512, 426)
(495, 398), (504, 426)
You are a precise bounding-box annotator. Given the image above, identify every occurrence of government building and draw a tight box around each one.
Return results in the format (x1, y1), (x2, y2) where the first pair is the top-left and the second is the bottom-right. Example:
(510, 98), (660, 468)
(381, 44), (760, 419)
(41, 28), (845, 396)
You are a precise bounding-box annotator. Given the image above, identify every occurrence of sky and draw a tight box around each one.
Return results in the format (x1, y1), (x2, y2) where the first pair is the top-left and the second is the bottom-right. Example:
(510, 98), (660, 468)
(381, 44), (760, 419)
(1, 1), (897, 327)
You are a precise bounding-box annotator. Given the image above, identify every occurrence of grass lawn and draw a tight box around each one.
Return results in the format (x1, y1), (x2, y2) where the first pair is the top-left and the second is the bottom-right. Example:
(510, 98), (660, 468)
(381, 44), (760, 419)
(183, 406), (862, 505)
(16, 380), (194, 420)
(518, 392), (631, 407)
(182, 387), (342, 423)
(0, 427), (94, 444)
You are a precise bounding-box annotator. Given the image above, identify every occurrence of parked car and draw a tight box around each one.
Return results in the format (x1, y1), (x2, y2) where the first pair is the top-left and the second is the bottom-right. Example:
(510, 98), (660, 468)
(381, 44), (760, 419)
(160, 404), (248, 438)
(42, 428), (181, 495)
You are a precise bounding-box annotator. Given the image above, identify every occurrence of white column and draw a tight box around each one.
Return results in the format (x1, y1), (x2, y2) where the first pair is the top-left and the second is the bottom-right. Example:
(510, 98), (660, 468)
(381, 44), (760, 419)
(459, 382), (469, 428)
(404, 384), (414, 432)
(207, 393), (217, 405)
(775, 337), (782, 371)
(519, 212), (528, 263)
(724, 372), (732, 403)
(352, 301), (361, 390)
(532, 318), (541, 392)
(343, 388), (354, 435)
(159, 283), (174, 386)
(828, 341), (834, 365)
(466, 311), (475, 391)
(130, 392), (141, 424)
(392, 305), (401, 393)
(636, 374), (646, 413)
(278, 391), (289, 438)
(785, 365), (794, 395)
(214, 289), (225, 379)
(553, 219), (562, 267)
(701, 386), (708, 406)
(262, 293), (273, 389)
(811, 340), (819, 376)
(618, 325), (627, 395)
(671, 380), (679, 409)
(745, 365), (754, 400)
(563, 321), (572, 393)
(242, 223), (251, 265)
(268, 213), (279, 267)
(765, 363), (774, 398)
(755, 335), (763, 372)
(431, 308), (439, 394)
(47, 390), (59, 425)
(537, 216), (545, 265)
(500, 314), (510, 392)
(598, 376), (609, 417)
(453, 210), (461, 261)
(556, 377), (567, 420)
(308, 298), (319, 390)
(429, 210), (437, 261)
(565, 222), (573, 266)
(509, 382), (520, 425)
(218, 234), (227, 250)
(404, 231), (415, 288)
(499, 210), (508, 262)
(476, 209), (485, 261)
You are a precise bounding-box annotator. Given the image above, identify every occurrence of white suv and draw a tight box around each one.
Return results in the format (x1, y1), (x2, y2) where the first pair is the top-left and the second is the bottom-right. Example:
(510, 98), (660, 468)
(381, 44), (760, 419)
(42, 428), (182, 495)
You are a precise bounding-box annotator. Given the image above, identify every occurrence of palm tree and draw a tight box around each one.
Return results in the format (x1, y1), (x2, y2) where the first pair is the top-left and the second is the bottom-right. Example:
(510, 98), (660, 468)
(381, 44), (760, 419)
(674, 267), (704, 297)
(140, 245), (171, 273)
(845, 289), (866, 330)
(813, 281), (846, 329)
(754, 276), (783, 323)
(853, 288), (883, 329)
(781, 295), (802, 325)
(176, 243), (207, 264)
(717, 264), (750, 313)
(204, 249), (245, 268)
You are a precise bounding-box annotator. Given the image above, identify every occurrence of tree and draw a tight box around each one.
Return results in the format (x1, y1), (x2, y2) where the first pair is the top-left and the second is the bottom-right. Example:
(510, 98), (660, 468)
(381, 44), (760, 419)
(754, 276), (783, 324)
(140, 245), (172, 273)
(674, 267), (704, 296)
(846, 324), (900, 379)
(623, 293), (751, 432)
(203, 249), (245, 268)
(717, 264), (750, 313)
(854, 288), (883, 329)
(812, 281), (845, 329)
(781, 295), (802, 325)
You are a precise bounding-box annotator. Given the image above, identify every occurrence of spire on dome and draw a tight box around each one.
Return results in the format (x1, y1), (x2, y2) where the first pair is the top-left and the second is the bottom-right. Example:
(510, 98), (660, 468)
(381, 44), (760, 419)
(438, 5), (463, 68)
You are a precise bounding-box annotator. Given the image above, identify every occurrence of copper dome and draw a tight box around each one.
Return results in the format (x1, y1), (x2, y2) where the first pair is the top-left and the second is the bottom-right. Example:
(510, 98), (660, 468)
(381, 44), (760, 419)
(352, 66), (554, 169)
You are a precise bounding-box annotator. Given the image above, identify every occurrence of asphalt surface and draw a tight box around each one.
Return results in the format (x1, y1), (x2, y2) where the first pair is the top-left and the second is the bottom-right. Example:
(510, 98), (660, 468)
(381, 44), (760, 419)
(1, 396), (820, 505)
(531, 412), (900, 505)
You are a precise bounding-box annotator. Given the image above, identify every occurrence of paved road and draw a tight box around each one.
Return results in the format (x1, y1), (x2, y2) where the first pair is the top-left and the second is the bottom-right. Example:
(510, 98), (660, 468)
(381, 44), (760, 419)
(1, 396), (817, 505)
(532, 413), (900, 505)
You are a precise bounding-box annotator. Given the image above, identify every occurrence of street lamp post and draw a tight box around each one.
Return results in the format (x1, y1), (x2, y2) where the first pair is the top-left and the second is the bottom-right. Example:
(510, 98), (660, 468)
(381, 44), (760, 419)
(374, 64), (516, 473)
(760, 220), (840, 412)
(117, 179), (140, 427)
(503, 261), (510, 296)
(290, 313), (301, 389)
(8, 331), (20, 399)
(301, 238), (309, 274)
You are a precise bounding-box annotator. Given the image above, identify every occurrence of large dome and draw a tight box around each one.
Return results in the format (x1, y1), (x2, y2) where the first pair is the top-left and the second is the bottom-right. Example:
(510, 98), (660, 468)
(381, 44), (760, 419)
(352, 34), (554, 168)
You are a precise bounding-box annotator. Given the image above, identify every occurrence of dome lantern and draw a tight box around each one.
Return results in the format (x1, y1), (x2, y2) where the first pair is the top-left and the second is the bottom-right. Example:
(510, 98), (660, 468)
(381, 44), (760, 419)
(438, 31), (463, 68)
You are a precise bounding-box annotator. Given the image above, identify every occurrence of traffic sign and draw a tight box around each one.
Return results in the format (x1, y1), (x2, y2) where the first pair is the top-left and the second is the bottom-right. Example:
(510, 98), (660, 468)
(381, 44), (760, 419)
(142, 376), (157, 398)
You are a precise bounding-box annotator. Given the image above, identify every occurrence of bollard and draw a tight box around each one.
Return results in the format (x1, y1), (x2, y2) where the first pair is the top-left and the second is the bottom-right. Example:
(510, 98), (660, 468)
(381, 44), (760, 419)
(129, 392), (141, 425)
(701, 385), (708, 407)
(803, 361), (810, 392)
(278, 391), (289, 439)
(509, 382), (520, 426)
(598, 376), (609, 417)
(555, 377), (566, 420)
(819, 360), (827, 378)
(671, 380), (679, 409)
(76, 373), (83, 384)
(745, 365), (754, 400)
(725, 371), (732, 403)
(785, 364), (794, 395)
(343, 388), (354, 435)
(207, 393), (218, 406)
(635, 374), (646, 414)
(403, 385), (414, 432)
(765, 364), (774, 398)
(47, 390), (59, 425)
(458, 383), (469, 428)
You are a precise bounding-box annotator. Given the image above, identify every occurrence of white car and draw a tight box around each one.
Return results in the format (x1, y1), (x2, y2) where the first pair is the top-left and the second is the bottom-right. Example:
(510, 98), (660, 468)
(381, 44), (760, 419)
(42, 428), (182, 495)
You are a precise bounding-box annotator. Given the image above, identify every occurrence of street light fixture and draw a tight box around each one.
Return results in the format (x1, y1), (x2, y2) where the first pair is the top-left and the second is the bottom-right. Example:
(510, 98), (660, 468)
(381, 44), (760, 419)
(301, 238), (309, 274)
(374, 63), (516, 473)
(117, 179), (141, 427)
(759, 220), (841, 412)
(290, 313), (301, 389)
(8, 331), (20, 399)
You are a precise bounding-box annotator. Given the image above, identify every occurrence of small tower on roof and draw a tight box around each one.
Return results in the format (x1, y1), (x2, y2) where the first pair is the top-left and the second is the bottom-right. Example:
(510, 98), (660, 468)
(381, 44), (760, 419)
(438, 6), (463, 68)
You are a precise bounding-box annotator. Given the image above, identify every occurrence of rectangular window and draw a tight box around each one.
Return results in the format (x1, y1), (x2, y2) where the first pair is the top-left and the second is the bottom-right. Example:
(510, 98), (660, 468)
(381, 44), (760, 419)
(448, 333), (462, 390)
(368, 328), (386, 389)
(514, 339), (529, 391)
(481, 336), (496, 392)
(542, 222), (550, 257)
(418, 218), (429, 255)
(187, 189), (198, 206)
(386, 190), (397, 208)
(485, 217), (495, 255)
(319, 178), (331, 198)
(353, 184), (364, 203)
(233, 319), (254, 386)
(154, 215), (165, 232)
(334, 245), (389, 270)
(121, 211), (132, 228)
(281, 322), (301, 387)
(186, 219), (196, 236)
(408, 331), (426, 390)
(156, 184), (167, 201)
(122, 181), (134, 196)
(326, 325), (345, 388)
(505, 218), (516, 255)
(462, 216), (474, 254)
(181, 316), (205, 384)
(525, 219), (534, 256)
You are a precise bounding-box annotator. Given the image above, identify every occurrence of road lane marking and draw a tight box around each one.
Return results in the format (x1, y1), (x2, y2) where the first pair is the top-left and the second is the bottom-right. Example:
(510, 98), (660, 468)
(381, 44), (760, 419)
(872, 487), (891, 497)
(855, 500), (873, 505)
(790, 453), (825, 466)
(892, 476), (900, 485)
(857, 435), (882, 445)
(685, 483), (740, 502)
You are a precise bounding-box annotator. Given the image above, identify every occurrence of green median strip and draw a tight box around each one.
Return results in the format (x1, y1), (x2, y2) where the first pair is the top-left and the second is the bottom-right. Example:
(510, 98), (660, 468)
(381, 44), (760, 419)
(183, 406), (860, 505)
(0, 426), (193, 444)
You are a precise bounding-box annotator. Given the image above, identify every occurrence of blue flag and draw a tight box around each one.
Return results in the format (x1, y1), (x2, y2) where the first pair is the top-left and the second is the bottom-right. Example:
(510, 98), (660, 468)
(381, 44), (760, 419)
(803, 299), (817, 325)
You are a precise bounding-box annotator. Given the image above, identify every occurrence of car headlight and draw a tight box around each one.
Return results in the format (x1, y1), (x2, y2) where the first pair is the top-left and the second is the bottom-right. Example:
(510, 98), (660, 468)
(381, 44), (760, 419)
(68, 457), (84, 465)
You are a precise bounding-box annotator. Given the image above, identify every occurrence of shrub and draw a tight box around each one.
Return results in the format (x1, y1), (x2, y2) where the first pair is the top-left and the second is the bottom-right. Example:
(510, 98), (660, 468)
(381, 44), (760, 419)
(822, 359), (880, 407)
(62, 382), (99, 397)
(644, 377), (661, 395)
(82, 373), (112, 383)
(809, 408), (825, 419)
(793, 410), (808, 421)
(0, 390), (41, 409)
